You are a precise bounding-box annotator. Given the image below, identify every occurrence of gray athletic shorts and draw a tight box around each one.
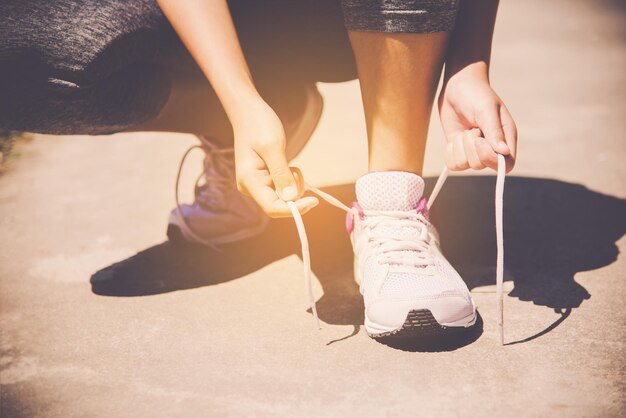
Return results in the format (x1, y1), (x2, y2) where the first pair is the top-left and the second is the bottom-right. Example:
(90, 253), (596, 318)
(0, 0), (460, 135)
(343, 0), (459, 33)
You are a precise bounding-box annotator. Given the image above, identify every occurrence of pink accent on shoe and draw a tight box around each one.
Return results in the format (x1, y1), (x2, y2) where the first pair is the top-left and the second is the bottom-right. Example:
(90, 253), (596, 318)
(345, 202), (364, 234)
(416, 197), (429, 215)
(345, 213), (354, 234)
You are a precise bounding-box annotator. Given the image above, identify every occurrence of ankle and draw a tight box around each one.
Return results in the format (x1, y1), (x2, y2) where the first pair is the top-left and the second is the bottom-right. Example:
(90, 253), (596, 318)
(367, 130), (427, 176)
(367, 159), (424, 176)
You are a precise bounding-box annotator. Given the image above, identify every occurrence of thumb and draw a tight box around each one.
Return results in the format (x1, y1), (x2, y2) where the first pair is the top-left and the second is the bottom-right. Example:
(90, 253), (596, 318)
(261, 147), (301, 201)
(476, 103), (511, 155)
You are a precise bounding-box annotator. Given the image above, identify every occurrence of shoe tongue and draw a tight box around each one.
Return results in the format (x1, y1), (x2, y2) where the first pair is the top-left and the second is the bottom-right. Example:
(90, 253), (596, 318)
(356, 171), (425, 211)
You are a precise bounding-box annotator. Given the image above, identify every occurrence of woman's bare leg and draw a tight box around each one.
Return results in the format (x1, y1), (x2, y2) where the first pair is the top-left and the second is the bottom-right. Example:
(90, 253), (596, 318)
(125, 69), (310, 148)
(348, 31), (448, 175)
(125, 73), (233, 143)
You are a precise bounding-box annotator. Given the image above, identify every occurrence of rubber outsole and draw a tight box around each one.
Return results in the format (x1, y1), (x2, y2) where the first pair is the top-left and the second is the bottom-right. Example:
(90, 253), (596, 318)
(368, 309), (473, 339)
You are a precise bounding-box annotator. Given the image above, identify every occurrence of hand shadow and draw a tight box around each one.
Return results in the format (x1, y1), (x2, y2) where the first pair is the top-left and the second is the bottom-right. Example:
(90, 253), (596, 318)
(91, 177), (626, 351)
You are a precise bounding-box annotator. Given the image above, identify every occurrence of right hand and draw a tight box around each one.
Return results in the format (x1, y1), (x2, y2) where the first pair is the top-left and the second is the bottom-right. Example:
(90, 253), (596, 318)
(438, 64), (517, 173)
(233, 100), (319, 218)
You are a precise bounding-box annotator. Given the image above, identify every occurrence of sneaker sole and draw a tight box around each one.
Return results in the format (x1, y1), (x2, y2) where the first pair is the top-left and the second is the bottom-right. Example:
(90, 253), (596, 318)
(367, 309), (477, 339)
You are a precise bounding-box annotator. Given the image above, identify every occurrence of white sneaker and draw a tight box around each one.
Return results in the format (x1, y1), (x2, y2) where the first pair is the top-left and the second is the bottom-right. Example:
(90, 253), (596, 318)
(346, 171), (477, 338)
(290, 155), (506, 342)
(168, 85), (323, 246)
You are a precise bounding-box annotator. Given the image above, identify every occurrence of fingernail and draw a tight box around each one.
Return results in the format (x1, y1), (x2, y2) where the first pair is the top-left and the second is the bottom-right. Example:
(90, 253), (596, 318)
(281, 186), (297, 201)
(498, 141), (510, 153)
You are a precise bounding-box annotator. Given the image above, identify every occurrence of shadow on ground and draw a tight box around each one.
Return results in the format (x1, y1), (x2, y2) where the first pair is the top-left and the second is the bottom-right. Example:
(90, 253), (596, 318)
(91, 177), (626, 349)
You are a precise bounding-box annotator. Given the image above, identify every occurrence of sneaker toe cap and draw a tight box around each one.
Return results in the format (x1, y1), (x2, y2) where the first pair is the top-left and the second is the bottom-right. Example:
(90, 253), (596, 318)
(367, 294), (475, 330)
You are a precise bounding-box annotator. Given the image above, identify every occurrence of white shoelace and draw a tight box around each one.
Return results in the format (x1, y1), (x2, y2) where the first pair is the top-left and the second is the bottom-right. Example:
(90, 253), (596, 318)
(361, 210), (433, 268)
(289, 154), (507, 344)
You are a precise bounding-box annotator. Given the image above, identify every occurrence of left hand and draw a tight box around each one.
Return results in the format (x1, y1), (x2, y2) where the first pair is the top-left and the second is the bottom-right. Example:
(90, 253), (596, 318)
(438, 65), (517, 172)
(233, 99), (318, 218)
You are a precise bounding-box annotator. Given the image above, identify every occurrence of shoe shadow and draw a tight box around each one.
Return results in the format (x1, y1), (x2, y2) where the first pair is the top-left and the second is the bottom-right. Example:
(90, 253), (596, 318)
(91, 177), (626, 350)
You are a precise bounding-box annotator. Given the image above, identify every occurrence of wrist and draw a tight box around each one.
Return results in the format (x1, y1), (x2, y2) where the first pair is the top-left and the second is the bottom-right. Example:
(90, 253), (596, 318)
(444, 61), (490, 86)
(230, 97), (283, 141)
(222, 86), (268, 126)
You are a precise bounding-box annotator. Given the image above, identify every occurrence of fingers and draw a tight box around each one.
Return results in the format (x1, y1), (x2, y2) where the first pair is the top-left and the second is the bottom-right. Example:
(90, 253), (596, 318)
(500, 105), (518, 173)
(476, 102), (511, 156)
(236, 149), (317, 218)
(258, 142), (302, 201)
(446, 129), (499, 171)
(236, 134), (316, 217)
(463, 130), (486, 170)
(446, 101), (518, 173)
(445, 135), (462, 171)
(289, 167), (305, 197)
(475, 135), (500, 171)
(452, 135), (469, 170)
(241, 172), (319, 218)
(251, 143), (314, 217)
